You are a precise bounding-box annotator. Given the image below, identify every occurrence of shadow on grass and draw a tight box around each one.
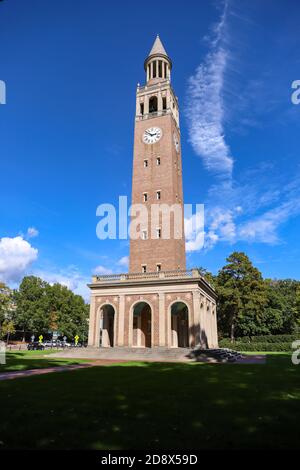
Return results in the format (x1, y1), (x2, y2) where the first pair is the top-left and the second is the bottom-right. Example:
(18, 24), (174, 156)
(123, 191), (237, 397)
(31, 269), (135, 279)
(0, 351), (86, 372)
(0, 355), (299, 450)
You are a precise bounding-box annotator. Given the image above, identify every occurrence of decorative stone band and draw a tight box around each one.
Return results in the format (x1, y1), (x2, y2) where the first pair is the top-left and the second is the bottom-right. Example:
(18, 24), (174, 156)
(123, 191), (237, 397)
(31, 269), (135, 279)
(92, 269), (207, 284)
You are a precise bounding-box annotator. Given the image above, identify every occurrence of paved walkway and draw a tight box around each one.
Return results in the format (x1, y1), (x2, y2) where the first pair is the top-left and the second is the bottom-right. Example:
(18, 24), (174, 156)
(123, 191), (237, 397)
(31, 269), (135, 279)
(0, 360), (128, 382)
(0, 363), (94, 381)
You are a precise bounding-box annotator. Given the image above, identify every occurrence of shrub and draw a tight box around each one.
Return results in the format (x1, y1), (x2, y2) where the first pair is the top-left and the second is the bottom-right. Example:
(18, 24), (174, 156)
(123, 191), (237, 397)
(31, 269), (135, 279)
(219, 339), (293, 352)
(219, 334), (299, 346)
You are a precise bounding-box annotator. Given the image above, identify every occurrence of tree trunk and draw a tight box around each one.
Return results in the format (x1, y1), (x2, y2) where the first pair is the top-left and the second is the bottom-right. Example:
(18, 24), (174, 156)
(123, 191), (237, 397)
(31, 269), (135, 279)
(22, 328), (25, 342)
(6, 332), (10, 346)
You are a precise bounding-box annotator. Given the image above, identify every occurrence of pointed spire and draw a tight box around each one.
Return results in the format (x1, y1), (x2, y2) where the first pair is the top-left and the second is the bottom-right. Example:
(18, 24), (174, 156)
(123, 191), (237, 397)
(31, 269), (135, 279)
(148, 35), (169, 58)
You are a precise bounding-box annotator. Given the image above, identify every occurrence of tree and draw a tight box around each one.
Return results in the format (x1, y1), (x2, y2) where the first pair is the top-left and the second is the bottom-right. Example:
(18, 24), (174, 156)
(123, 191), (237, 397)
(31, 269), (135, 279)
(197, 267), (216, 289)
(1, 320), (16, 345)
(0, 283), (13, 335)
(14, 276), (89, 342)
(14, 276), (50, 340)
(216, 252), (267, 340)
(46, 283), (89, 341)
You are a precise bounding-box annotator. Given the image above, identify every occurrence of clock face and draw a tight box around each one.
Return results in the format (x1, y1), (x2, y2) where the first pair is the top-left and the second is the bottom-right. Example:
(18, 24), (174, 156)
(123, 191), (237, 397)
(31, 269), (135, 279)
(173, 132), (180, 153)
(143, 127), (162, 145)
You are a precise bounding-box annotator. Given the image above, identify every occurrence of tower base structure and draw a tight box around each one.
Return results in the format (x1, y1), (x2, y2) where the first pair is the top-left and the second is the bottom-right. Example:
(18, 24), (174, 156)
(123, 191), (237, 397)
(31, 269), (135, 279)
(88, 269), (218, 349)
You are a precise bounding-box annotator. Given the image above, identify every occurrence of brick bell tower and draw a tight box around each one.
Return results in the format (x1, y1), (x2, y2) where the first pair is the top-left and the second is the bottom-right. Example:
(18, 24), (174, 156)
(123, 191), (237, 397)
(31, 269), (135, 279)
(129, 36), (186, 273)
(88, 36), (218, 351)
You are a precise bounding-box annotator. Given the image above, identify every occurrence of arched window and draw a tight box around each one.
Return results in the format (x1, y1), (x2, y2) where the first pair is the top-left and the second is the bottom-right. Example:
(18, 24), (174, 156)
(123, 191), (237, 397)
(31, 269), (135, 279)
(149, 96), (158, 113)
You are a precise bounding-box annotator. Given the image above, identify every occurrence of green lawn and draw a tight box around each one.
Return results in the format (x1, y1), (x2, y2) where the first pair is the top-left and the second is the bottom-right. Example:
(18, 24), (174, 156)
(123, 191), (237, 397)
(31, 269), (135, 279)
(0, 354), (299, 450)
(0, 350), (88, 372)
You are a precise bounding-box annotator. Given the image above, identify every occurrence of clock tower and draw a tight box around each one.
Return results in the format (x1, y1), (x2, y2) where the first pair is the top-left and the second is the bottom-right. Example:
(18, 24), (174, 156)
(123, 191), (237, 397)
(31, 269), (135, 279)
(88, 36), (218, 352)
(129, 36), (186, 273)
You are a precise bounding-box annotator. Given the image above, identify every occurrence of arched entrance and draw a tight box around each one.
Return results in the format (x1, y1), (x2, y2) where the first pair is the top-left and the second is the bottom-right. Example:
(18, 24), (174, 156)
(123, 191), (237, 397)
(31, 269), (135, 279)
(99, 304), (115, 347)
(132, 301), (152, 348)
(171, 302), (189, 348)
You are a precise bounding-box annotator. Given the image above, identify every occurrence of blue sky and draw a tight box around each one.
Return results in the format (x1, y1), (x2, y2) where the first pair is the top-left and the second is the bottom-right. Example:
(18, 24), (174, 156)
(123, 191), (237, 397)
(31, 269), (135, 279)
(0, 0), (299, 299)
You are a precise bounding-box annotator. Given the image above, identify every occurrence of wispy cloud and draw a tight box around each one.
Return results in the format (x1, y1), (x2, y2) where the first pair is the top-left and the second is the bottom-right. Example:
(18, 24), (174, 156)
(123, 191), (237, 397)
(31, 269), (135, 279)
(186, 0), (233, 176)
(26, 227), (39, 239)
(185, 1), (300, 253)
(239, 198), (300, 244)
(117, 256), (129, 268)
(94, 265), (113, 275)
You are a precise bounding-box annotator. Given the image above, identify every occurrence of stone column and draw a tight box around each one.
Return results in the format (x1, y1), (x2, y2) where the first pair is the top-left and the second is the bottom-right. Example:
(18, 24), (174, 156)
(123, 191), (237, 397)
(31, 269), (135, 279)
(192, 290), (201, 346)
(144, 95), (149, 115)
(136, 96), (140, 116)
(128, 306), (133, 347)
(117, 295), (125, 346)
(88, 296), (96, 347)
(207, 300), (213, 348)
(95, 307), (102, 348)
(158, 91), (163, 114)
(158, 292), (165, 346)
(200, 297), (208, 348)
(166, 300), (172, 347)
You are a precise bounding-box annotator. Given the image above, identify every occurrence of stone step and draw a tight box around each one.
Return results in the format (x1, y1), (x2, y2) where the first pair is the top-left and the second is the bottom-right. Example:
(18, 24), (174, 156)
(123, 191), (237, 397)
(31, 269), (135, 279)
(49, 347), (193, 362)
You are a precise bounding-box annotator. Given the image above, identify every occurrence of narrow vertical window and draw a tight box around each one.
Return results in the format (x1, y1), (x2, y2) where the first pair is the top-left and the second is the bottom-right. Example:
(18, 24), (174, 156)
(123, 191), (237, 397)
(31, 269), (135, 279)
(141, 230), (148, 240)
(156, 157), (161, 166)
(144, 160), (148, 168)
(159, 61), (162, 77)
(162, 97), (167, 110)
(142, 265), (147, 273)
(156, 228), (161, 239)
(140, 103), (144, 115)
(156, 264), (162, 272)
(153, 61), (157, 78)
(156, 190), (161, 200)
(143, 193), (148, 202)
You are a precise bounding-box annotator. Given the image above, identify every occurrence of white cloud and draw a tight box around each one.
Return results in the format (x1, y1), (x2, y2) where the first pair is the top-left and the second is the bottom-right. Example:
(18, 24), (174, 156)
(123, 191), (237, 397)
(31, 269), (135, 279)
(117, 256), (129, 268)
(186, 230), (205, 252)
(186, 1), (233, 176)
(34, 267), (90, 302)
(183, 2), (300, 253)
(239, 199), (300, 244)
(0, 236), (38, 282)
(26, 227), (39, 239)
(94, 265), (113, 275)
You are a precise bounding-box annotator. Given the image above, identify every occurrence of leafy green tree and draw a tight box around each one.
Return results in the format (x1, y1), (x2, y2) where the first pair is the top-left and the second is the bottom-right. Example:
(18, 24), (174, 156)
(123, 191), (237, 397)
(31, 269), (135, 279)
(0, 283), (13, 334)
(14, 276), (50, 340)
(197, 267), (216, 289)
(216, 252), (267, 340)
(46, 283), (89, 341)
(1, 320), (16, 344)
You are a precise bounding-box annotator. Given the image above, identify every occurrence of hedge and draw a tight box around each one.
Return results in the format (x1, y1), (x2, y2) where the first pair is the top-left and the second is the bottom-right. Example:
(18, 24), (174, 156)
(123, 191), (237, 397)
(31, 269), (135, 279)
(219, 334), (299, 345)
(219, 340), (293, 352)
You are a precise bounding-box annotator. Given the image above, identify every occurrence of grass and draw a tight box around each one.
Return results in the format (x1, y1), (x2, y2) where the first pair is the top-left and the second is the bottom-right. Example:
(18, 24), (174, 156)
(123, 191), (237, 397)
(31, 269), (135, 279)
(0, 354), (299, 450)
(0, 350), (88, 372)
